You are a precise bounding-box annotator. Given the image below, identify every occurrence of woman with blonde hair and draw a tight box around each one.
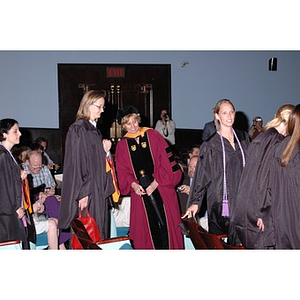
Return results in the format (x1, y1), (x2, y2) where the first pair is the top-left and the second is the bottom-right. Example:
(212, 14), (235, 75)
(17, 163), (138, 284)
(233, 104), (295, 249)
(183, 99), (250, 245)
(58, 90), (115, 240)
(115, 106), (183, 249)
(269, 104), (300, 248)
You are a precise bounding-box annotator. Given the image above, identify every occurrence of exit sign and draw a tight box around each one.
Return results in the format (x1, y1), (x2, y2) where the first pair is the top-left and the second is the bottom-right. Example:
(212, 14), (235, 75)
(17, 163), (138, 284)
(106, 67), (125, 78)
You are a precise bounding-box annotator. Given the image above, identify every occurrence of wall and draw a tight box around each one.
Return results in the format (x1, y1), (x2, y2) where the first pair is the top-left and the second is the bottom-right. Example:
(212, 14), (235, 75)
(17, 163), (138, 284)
(0, 50), (299, 130)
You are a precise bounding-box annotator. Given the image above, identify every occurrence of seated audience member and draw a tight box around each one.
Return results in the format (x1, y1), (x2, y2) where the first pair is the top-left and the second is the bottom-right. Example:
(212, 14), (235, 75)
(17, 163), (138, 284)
(187, 144), (200, 164)
(36, 137), (60, 172)
(248, 116), (263, 140)
(22, 150), (70, 249)
(112, 196), (131, 228)
(177, 155), (198, 212)
(12, 145), (31, 165)
(177, 155), (208, 230)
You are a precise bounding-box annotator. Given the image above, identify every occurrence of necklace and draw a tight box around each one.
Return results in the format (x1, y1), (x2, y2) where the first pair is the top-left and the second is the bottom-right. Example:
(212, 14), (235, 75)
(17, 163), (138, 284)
(219, 129), (245, 217)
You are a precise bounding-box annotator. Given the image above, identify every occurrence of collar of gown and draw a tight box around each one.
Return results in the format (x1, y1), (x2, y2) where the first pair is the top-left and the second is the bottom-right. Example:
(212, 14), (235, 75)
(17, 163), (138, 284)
(89, 119), (97, 127)
(124, 127), (151, 139)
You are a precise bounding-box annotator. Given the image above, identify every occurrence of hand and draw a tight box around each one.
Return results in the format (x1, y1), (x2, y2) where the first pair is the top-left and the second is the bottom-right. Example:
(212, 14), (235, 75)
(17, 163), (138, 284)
(146, 180), (158, 196)
(181, 204), (199, 219)
(131, 182), (146, 196)
(257, 218), (264, 232)
(102, 139), (112, 153)
(20, 169), (27, 180)
(45, 186), (55, 196)
(33, 201), (44, 213)
(79, 196), (88, 211)
(180, 184), (190, 195)
(55, 195), (61, 201)
(16, 207), (25, 219)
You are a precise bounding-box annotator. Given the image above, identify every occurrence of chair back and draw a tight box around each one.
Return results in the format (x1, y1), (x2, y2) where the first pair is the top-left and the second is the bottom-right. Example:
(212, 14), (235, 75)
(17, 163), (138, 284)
(181, 218), (207, 249)
(198, 229), (225, 249)
(97, 236), (133, 250)
(197, 225), (245, 249)
(71, 219), (133, 250)
(0, 240), (22, 250)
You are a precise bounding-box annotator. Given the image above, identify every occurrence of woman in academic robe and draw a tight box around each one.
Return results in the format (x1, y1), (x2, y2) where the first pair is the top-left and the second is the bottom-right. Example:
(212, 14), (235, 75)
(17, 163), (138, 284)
(0, 118), (28, 248)
(269, 104), (300, 249)
(233, 104), (294, 249)
(115, 106), (183, 249)
(183, 99), (250, 245)
(58, 90), (115, 239)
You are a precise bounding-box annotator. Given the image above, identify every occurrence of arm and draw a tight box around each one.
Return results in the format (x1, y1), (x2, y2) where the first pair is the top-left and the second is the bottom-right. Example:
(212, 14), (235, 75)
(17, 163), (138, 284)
(166, 120), (176, 136)
(149, 129), (182, 188)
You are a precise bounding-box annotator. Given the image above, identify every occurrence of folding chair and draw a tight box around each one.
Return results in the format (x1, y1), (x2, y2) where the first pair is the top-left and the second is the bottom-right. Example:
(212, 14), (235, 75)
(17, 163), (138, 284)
(71, 219), (133, 250)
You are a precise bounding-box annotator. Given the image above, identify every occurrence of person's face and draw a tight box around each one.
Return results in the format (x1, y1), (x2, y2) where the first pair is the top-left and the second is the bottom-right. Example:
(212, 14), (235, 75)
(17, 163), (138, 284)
(215, 103), (235, 129)
(3, 123), (21, 148)
(19, 150), (28, 162)
(253, 119), (262, 127)
(188, 157), (198, 178)
(123, 116), (140, 134)
(189, 147), (200, 158)
(89, 97), (105, 121)
(40, 141), (47, 151)
(27, 155), (42, 174)
(276, 122), (288, 136)
(160, 110), (167, 119)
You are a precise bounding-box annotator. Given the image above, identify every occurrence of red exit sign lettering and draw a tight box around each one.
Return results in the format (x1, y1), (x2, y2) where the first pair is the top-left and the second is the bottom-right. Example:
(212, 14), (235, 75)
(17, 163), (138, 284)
(106, 67), (125, 78)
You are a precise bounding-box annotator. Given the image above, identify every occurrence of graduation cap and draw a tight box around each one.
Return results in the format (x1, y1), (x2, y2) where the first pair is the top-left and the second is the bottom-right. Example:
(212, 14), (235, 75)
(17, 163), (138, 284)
(116, 106), (140, 124)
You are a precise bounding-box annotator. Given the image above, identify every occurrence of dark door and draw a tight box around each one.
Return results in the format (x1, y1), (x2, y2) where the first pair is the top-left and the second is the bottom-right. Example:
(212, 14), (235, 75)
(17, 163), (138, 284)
(58, 63), (171, 156)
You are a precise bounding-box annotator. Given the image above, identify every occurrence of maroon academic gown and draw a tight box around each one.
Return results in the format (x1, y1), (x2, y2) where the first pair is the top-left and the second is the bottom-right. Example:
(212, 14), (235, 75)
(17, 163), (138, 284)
(115, 128), (183, 249)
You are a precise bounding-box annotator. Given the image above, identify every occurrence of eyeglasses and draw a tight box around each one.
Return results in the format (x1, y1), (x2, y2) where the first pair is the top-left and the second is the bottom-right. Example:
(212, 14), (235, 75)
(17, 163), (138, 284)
(92, 104), (105, 110)
(29, 161), (42, 170)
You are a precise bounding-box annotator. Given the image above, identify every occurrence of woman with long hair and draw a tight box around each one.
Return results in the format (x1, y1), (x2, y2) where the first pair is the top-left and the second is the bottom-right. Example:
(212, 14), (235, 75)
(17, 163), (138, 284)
(233, 104), (295, 249)
(269, 104), (300, 248)
(183, 99), (250, 245)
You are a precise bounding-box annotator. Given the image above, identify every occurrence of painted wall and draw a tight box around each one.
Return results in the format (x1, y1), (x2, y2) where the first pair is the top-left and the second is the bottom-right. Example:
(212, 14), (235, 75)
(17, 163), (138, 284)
(1, 50), (299, 129)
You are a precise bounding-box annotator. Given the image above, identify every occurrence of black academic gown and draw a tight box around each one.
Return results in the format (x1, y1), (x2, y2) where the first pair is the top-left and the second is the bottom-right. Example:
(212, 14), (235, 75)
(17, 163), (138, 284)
(269, 138), (300, 249)
(233, 128), (283, 249)
(58, 119), (115, 239)
(0, 145), (27, 246)
(187, 130), (250, 244)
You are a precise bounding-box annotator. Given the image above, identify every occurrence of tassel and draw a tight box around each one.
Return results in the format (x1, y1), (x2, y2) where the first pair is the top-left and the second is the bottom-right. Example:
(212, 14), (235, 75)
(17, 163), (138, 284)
(222, 199), (229, 217)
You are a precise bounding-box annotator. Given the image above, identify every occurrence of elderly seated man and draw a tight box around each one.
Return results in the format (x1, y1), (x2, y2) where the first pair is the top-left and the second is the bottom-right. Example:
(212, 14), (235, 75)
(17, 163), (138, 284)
(22, 150), (70, 249)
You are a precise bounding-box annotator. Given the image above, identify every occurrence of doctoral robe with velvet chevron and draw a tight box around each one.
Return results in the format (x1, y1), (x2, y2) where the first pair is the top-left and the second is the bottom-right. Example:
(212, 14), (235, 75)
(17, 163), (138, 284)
(115, 128), (183, 249)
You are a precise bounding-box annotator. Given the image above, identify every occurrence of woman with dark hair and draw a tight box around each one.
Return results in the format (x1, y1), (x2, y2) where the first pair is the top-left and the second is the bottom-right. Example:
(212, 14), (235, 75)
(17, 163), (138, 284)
(269, 104), (300, 248)
(58, 90), (115, 240)
(233, 104), (294, 249)
(183, 99), (250, 245)
(115, 106), (183, 249)
(0, 118), (28, 247)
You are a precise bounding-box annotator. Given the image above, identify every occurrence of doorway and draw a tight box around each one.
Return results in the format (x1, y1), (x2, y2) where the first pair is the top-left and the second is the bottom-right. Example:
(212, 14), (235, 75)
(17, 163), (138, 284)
(58, 63), (171, 155)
